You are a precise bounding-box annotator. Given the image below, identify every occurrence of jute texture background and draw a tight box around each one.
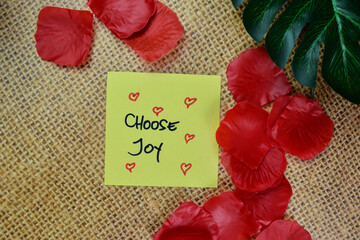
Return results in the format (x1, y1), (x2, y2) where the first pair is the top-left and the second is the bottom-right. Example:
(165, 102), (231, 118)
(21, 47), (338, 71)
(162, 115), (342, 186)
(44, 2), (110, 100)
(1, 0), (359, 239)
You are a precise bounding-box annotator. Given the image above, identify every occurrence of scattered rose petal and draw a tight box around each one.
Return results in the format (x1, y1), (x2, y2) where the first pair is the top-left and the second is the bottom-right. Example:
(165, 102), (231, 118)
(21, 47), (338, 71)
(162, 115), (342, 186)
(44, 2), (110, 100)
(256, 219), (312, 240)
(122, 1), (184, 62)
(227, 46), (291, 106)
(267, 95), (294, 147)
(216, 102), (271, 170)
(35, 6), (93, 66)
(153, 202), (219, 240)
(235, 177), (292, 227)
(87, 0), (156, 39)
(270, 94), (334, 160)
(221, 148), (287, 192)
(203, 192), (261, 240)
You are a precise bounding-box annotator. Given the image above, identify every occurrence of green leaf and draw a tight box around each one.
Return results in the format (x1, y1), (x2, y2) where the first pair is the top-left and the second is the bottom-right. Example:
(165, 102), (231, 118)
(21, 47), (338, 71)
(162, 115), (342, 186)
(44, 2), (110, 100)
(292, 1), (333, 88)
(232, 0), (246, 9)
(322, 1), (360, 103)
(243, 0), (360, 104)
(243, 0), (287, 42)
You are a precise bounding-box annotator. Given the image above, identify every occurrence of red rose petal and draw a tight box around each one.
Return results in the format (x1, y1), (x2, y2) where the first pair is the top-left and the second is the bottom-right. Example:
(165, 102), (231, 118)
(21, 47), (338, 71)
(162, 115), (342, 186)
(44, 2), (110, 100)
(35, 6), (93, 66)
(216, 102), (271, 169)
(267, 95), (294, 147)
(271, 94), (334, 160)
(122, 1), (184, 62)
(87, 0), (156, 39)
(256, 220), (312, 240)
(235, 176), (292, 227)
(221, 148), (287, 192)
(153, 202), (219, 240)
(227, 46), (291, 106)
(203, 192), (261, 240)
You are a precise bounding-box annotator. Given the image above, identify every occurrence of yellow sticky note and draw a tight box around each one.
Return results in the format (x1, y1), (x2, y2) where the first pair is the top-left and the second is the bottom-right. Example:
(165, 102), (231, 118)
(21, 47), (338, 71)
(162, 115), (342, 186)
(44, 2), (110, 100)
(105, 72), (220, 188)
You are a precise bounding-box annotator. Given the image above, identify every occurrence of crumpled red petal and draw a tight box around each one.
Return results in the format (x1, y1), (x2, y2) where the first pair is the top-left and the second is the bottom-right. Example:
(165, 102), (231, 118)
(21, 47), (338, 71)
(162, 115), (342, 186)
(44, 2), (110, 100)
(35, 6), (93, 66)
(221, 148), (287, 192)
(227, 46), (291, 106)
(270, 94), (334, 160)
(87, 0), (156, 39)
(153, 202), (219, 240)
(235, 176), (292, 227)
(203, 192), (261, 240)
(256, 219), (312, 240)
(122, 1), (184, 62)
(216, 102), (271, 170)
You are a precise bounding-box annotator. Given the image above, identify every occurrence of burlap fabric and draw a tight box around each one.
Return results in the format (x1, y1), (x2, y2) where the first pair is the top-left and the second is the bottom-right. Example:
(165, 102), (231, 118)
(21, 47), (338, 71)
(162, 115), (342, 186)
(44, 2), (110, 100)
(1, 0), (359, 239)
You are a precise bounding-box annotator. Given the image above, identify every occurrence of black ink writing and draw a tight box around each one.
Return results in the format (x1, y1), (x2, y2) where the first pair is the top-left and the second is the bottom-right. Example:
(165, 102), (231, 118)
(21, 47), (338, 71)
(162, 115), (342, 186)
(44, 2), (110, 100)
(125, 113), (180, 131)
(128, 138), (163, 163)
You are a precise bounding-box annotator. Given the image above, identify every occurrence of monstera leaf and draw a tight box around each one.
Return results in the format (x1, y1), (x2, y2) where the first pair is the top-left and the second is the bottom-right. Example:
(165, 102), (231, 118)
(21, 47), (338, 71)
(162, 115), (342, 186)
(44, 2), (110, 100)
(232, 0), (246, 9)
(239, 0), (360, 104)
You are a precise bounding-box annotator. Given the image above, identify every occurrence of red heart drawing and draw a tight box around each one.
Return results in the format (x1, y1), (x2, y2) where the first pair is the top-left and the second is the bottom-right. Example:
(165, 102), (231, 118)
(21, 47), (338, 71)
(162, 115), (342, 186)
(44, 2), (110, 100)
(126, 162), (136, 173)
(184, 97), (197, 109)
(152, 107), (164, 116)
(184, 134), (195, 144)
(180, 163), (192, 176)
(129, 92), (140, 101)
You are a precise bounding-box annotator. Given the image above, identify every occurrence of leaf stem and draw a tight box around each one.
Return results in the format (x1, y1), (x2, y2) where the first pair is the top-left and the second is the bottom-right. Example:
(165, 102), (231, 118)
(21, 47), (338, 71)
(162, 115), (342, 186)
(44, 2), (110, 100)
(311, 88), (314, 98)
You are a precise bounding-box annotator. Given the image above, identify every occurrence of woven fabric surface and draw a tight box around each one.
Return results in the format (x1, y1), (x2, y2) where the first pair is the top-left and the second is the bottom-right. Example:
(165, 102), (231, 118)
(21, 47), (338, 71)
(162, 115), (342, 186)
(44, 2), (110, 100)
(1, 0), (359, 239)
